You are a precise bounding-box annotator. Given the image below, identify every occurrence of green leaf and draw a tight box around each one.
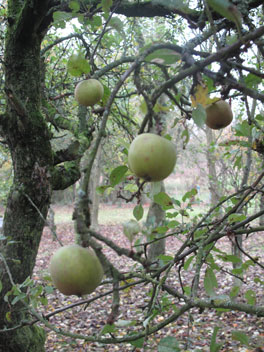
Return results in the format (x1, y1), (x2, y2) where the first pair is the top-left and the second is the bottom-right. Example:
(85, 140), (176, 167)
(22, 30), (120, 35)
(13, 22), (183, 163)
(158, 336), (181, 352)
(231, 331), (250, 346)
(183, 255), (194, 270)
(100, 84), (110, 106)
(88, 16), (103, 29)
(5, 311), (12, 322)
(96, 185), (110, 195)
(129, 337), (144, 348)
(101, 0), (113, 14)
(133, 204), (144, 221)
(182, 188), (197, 202)
(167, 220), (180, 228)
(145, 48), (181, 65)
(100, 324), (116, 335)
(210, 327), (223, 352)
(69, 1), (80, 12)
(109, 17), (124, 34)
(110, 165), (128, 187)
(154, 192), (174, 210)
(181, 128), (189, 145)
(158, 255), (174, 264)
(44, 285), (54, 294)
(218, 254), (242, 264)
(228, 213), (247, 223)
(204, 267), (218, 296)
(39, 296), (48, 305)
(207, 0), (242, 26)
(244, 73), (262, 88)
(245, 289), (256, 305)
(254, 277), (264, 285)
(194, 228), (207, 240)
(67, 53), (90, 77)
(124, 183), (138, 193)
(234, 121), (252, 137)
(192, 104), (206, 128)
(183, 286), (191, 295)
(0, 280), (2, 293)
(156, 226), (169, 234)
(229, 285), (240, 298)
(255, 114), (264, 122)
(52, 11), (73, 28)
(11, 293), (27, 305)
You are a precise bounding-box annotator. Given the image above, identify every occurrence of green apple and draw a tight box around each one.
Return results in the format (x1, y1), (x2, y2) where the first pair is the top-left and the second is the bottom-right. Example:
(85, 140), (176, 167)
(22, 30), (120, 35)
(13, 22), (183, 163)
(128, 133), (176, 182)
(205, 100), (233, 130)
(49, 244), (103, 296)
(74, 79), (104, 106)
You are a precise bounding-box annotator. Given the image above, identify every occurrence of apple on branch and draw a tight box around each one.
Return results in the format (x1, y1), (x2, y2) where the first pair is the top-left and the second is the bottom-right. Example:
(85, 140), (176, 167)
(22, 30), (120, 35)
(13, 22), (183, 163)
(128, 133), (176, 182)
(49, 244), (104, 296)
(205, 99), (233, 130)
(74, 79), (104, 107)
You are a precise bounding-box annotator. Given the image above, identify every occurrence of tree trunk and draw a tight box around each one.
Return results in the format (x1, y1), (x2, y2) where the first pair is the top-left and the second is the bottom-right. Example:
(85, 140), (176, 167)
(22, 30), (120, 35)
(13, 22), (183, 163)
(259, 155), (264, 226)
(231, 100), (255, 288)
(205, 126), (222, 208)
(0, 2), (73, 350)
(90, 144), (102, 229)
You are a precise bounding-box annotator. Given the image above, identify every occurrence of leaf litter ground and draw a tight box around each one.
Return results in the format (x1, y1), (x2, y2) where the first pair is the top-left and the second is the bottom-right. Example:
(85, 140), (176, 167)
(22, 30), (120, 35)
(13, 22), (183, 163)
(33, 206), (264, 352)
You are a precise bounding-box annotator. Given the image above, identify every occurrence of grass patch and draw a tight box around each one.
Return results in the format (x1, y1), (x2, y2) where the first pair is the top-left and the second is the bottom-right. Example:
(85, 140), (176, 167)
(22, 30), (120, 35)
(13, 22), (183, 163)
(98, 205), (149, 225)
(53, 205), (149, 226)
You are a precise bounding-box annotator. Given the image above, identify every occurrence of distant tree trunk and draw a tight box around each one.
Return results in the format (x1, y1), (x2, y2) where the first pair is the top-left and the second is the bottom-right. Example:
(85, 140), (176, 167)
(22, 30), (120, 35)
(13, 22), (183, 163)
(259, 187), (264, 226)
(259, 156), (264, 226)
(232, 100), (254, 287)
(146, 182), (166, 262)
(205, 126), (222, 208)
(90, 144), (102, 229)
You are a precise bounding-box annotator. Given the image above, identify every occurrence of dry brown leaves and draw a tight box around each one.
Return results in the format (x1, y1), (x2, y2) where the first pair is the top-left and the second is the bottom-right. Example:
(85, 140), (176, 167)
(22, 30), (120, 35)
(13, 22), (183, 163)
(32, 206), (264, 352)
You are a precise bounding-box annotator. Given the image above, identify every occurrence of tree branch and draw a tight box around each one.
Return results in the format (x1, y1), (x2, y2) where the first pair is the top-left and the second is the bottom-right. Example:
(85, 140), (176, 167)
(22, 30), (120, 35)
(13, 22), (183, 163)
(51, 160), (81, 190)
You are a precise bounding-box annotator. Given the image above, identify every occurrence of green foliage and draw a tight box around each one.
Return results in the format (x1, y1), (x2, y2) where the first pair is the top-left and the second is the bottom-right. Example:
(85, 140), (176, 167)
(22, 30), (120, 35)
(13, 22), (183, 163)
(67, 53), (90, 77)
(154, 192), (174, 210)
(234, 121), (252, 137)
(231, 330), (250, 347)
(158, 336), (181, 351)
(52, 11), (74, 28)
(210, 327), (223, 352)
(192, 104), (206, 128)
(110, 165), (128, 186)
(204, 267), (218, 297)
(145, 48), (181, 65)
(133, 204), (144, 220)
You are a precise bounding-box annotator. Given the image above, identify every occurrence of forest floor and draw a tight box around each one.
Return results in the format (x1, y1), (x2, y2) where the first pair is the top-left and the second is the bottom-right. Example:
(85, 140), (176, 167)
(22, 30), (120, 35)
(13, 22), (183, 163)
(33, 205), (264, 352)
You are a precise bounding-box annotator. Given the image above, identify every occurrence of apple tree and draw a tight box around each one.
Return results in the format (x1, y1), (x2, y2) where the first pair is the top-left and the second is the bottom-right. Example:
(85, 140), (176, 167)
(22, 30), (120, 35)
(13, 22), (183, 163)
(1, 1), (264, 351)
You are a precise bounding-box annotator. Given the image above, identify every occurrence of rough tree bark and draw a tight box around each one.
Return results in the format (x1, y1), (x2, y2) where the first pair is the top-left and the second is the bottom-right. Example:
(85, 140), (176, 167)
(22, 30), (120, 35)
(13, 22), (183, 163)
(0, 2), (80, 350)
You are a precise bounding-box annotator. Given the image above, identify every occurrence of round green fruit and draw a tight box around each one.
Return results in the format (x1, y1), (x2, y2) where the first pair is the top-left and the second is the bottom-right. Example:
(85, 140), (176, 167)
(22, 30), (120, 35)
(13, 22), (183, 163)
(49, 244), (104, 296)
(74, 79), (104, 106)
(123, 219), (140, 243)
(128, 133), (176, 182)
(205, 100), (233, 130)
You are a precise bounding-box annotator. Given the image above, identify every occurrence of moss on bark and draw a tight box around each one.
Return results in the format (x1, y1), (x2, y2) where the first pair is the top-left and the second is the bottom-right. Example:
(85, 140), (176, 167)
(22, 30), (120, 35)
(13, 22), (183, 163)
(0, 326), (46, 352)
